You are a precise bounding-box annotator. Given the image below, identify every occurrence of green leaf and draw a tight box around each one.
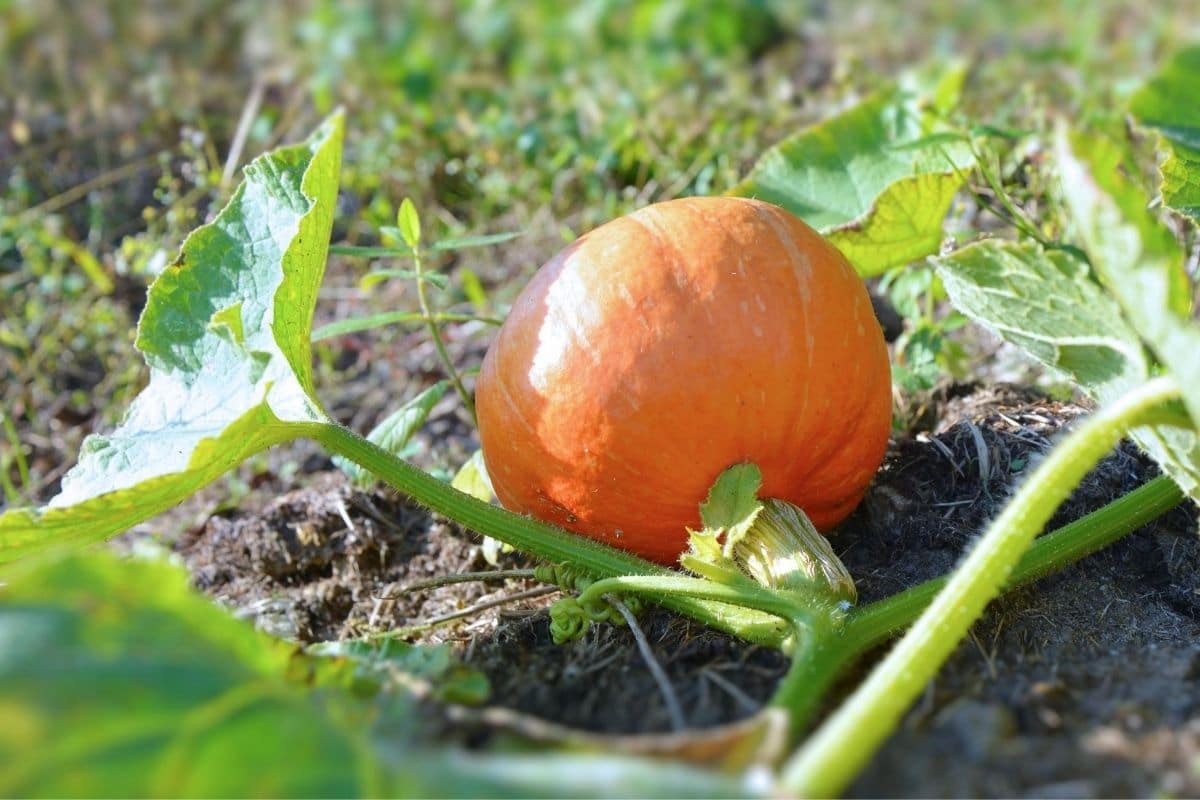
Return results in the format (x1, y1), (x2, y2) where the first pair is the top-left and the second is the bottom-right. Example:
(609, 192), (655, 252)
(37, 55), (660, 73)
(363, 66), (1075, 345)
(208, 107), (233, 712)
(0, 550), (752, 798)
(335, 382), (448, 487)
(309, 637), (490, 705)
(0, 114), (345, 566)
(329, 243), (414, 258)
(1158, 151), (1200, 221)
(0, 552), (374, 797)
(698, 463), (764, 557)
(731, 79), (972, 276)
(937, 242), (1147, 396)
(825, 171), (964, 273)
(937, 238), (1200, 500)
(1129, 46), (1200, 221)
(360, 269), (450, 290)
(398, 198), (421, 249)
(430, 231), (521, 251)
(893, 324), (946, 393)
(311, 311), (490, 341)
(1057, 130), (1200, 426)
(459, 268), (489, 309)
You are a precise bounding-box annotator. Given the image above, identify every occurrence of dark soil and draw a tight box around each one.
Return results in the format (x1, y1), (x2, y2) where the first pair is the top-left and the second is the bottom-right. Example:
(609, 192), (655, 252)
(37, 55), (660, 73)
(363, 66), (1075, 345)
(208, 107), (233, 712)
(175, 383), (1200, 798)
(840, 385), (1200, 797)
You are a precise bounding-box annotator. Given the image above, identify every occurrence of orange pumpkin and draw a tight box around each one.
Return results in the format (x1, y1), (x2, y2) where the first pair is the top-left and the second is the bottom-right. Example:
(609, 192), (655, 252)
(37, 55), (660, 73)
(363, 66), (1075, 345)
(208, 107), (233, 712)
(476, 196), (891, 565)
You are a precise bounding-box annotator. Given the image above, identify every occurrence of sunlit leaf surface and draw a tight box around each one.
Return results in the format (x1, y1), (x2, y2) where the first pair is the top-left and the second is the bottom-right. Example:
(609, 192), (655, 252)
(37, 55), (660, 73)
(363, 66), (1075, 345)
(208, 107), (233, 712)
(0, 115), (345, 565)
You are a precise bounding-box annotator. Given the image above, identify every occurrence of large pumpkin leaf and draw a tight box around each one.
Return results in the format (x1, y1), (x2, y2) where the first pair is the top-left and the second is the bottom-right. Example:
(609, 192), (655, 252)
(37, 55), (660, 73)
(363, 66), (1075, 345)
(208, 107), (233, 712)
(0, 114), (344, 565)
(937, 240), (1200, 500)
(731, 70), (973, 276)
(0, 552), (377, 797)
(1129, 46), (1200, 222)
(1056, 130), (1200, 435)
(0, 550), (753, 798)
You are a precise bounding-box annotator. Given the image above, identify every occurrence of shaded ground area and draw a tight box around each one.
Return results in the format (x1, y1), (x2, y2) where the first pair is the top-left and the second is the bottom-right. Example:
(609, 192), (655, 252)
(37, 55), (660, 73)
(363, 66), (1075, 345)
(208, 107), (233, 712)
(175, 384), (1199, 797)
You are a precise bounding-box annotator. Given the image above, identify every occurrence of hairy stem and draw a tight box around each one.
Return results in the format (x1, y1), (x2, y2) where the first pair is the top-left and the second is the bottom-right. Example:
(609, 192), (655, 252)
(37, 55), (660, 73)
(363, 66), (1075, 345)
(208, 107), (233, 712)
(781, 376), (1184, 797)
(312, 422), (786, 647)
(841, 472), (1185, 655)
(767, 613), (853, 738)
(763, 471), (1184, 743)
(576, 574), (808, 626)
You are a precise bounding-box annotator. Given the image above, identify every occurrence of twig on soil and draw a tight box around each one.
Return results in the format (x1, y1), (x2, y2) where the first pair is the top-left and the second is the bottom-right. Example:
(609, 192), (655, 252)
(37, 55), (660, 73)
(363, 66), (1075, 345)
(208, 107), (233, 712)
(381, 585), (558, 638)
(348, 496), (410, 535)
(369, 569), (538, 629)
(375, 568), (538, 598)
(17, 151), (167, 219)
(333, 499), (357, 534)
(921, 433), (962, 475)
(607, 595), (686, 733)
(701, 667), (760, 714)
(964, 420), (992, 496)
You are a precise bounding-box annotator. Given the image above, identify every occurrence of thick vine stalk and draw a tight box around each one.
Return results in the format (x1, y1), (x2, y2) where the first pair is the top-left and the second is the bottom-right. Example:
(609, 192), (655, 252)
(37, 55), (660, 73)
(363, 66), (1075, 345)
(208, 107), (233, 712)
(780, 376), (1186, 797)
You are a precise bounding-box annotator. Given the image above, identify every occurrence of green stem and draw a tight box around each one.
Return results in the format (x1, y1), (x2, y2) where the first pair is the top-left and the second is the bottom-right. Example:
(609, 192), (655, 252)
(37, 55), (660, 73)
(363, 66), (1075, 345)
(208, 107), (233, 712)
(312, 422), (786, 647)
(780, 376), (1184, 797)
(1, 410), (30, 501)
(576, 574), (808, 626)
(767, 614), (853, 738)
(413, 246), (477, 423)
(842, 472), (1185, 655)
(764, 470), (1184, 741)
(969, 139), (1050, 247)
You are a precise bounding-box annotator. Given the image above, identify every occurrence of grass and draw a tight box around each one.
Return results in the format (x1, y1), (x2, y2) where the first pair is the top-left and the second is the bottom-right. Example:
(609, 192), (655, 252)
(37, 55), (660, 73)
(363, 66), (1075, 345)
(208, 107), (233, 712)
(2, 0), (1197, 506)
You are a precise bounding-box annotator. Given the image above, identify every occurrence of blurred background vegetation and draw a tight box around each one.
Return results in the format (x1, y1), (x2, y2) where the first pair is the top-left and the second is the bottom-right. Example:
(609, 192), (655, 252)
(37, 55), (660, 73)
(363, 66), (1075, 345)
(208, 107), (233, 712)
(2, 0), (1197, 508)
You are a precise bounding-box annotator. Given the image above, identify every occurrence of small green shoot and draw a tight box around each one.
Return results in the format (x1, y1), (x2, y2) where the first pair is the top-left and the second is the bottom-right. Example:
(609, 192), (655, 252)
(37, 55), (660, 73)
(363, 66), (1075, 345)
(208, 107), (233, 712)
(397, 197), (421, 250)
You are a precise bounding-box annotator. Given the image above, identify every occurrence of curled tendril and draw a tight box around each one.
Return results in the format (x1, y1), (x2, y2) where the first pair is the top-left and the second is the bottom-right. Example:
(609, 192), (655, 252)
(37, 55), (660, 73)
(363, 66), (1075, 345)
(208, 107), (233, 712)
(534, 563), (594, 592)
(550, 593), (644, 644)
(582, 596), (620, 625)
(549, 596), (590, 644)
(542, 560), (647, 644)
(619, 595), (645, 617)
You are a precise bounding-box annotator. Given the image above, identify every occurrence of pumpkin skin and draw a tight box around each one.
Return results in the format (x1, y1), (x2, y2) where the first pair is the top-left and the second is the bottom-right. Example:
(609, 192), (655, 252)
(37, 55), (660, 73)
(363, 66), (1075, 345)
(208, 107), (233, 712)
(476, 196), (891, 565)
